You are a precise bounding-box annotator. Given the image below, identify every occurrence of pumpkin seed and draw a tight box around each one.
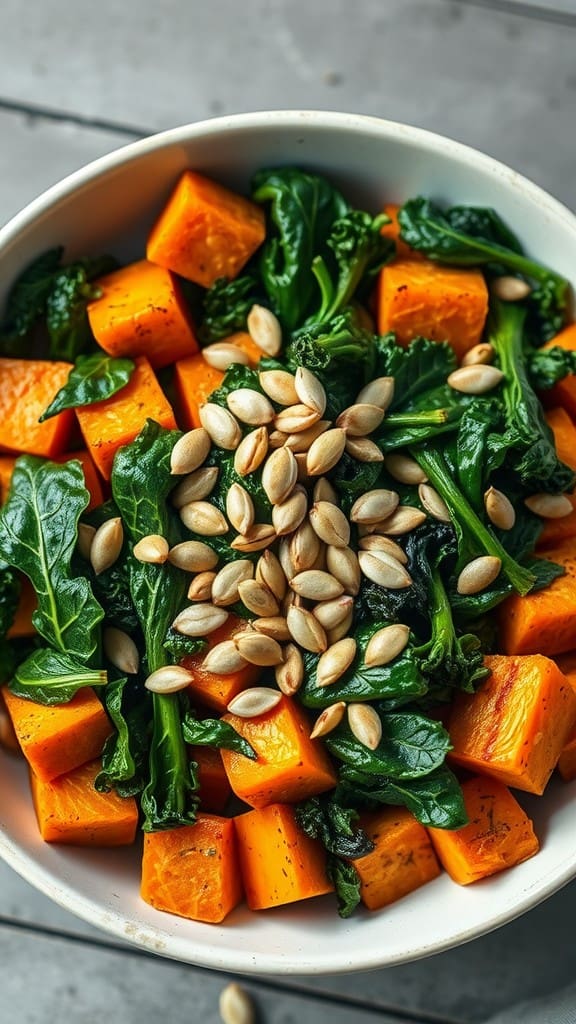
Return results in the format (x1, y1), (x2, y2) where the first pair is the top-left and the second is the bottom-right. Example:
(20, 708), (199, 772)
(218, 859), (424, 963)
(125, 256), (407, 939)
(289, 519), (323, 573)
(187, 571), (216, 602)
(284, 419), (331, 453)
(170, 427), (211, 475)
(278, 537), (297, 582)
(345, 436), (384, 463)
(457, 555), (502, 595)
(145, 665), (194, 694)
(234, 632), (283, 667)
(376, 505), (427, 535)
(226, 388), (275, 426)
(219, 982), (256, 1024)
(274, 404), (321, 434)
(356, 376), (395, 410)
(132, 534), (169, 564)
(202, 342), (250, 371)
(199, 403), (242, 450)
(312, 594), (354, 631)
(350, 488), (399, 524)
(212, 560), (254, 606)
(172, 603), (228, 636)
(310, 702), (347, 740)
(309, 501), (350, 548)
(306, 428), (347, 476)
(491, 275), (532, 302)
(286, 606), (328, 653)
(275, 643), (304, 695)
(262, 446), (298, 505)
(461, 342), (494, 367)
(268, 429), (290, 449)
(202, 641), (248, 675)
(313, 477), (339, 505)
(364, 623), (410, 668)
(316, 637), (357, 687)
(348, 703), (382, 750)
(227, 686), (283, 717)
(295, 366), (327, 415)
(168, 539), (219, 572)
(327, 608), (354, 645)
(256, 549), (287, 602)
(171, 466), (219, 507)
(103, 627), (140, 675)
(385, 453), (428, 485)
(77, 522), (96, 560)
(90, 517), (123, 575)
(418, 483), (451, 523)
(230, 524), (276, 552)
(484, 486), (516, 530)
(325, 545), (361, 596)
(447, 364), (504, 395)
(524, 493), (574, 519)
(358, 534), (408, 565)
(252, 616), (291, 642)
(247, 304), (282, 357)
(336, 403), (384, 436)
(234, 426), (269, 476)
(226, 483), (255, 535)
(259, 369), (298, 406)
(238, 579), (280, 617)
(272, 484), (308, 537)
(358, 549), (412, 588)
(290, 569), (344, 602)
(179, 502), (228, 537)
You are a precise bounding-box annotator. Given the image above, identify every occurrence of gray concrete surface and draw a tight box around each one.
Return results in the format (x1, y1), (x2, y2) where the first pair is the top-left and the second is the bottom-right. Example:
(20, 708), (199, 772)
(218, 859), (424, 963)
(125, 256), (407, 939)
(1, 1), (576, 1022)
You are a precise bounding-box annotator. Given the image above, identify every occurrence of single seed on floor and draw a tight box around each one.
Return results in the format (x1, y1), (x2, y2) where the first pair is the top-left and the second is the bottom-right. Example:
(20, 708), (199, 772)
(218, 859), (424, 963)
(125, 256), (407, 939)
(284, 419), (331, 453)
(316, 637), (357, 687)
(256, 549), (287, 602)
(345, 436), (384, 463)
(358, 549), (412, 589)
(144, 665), (194, 694)
(133, 534), (169, 564)
(358, 535), (408, 563)
(274, 403), (321, 434)
(375, 506), (427, 535)
(272, 484), (308, 537)
(289, 520), (323, 573)
(348, 703), (382, 750)
(350, 488), (399, 524)
(238, 578), (280, 618)
(227, 687), (283, 717)
(286, 605), (328, 653)
(262, 446), (298, 505)
(326, 545), (361, 596)
(312, 594), (354, 631)
(179, 501), (229, 536)
(252, 616), (291, 642)
(336, 402), (385, 436)
(364, 623), (410, 668)
(290, 569), (344, 602)
(77, 522), (96, 561)
(313, 477), (339, 505)
(306, 427), (347, 476)
(310, 702), (347, 740)
(219, 981), (256, 1024)
(309, 501), (350, 548)
(457, 555), (502, 595)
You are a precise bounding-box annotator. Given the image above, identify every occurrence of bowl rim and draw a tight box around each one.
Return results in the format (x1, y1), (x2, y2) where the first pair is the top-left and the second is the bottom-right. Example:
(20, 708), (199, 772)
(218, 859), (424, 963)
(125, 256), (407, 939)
(2, 109), (576, 974)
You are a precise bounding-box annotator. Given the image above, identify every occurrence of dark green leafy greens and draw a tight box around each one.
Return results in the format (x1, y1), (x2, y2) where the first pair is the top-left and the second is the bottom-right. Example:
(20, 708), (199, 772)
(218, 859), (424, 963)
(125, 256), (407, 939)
(295, 796), (374, 918)
(200, 272), (261, 343)
(336, 764), (468, 830)
(182, 708), (256, 760)
(96, 677), (149, 797)
(40, 353), (135, 421)
(10, 648), (107, 705)
(326, 713), (451, 781)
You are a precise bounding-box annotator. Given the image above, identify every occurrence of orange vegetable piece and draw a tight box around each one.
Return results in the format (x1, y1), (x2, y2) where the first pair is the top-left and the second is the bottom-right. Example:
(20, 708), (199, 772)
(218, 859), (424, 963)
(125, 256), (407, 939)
(141, 814), (243, 923)
(7, 576), (37, 639)
(191, 746), (231, 813)
(147, 170), (266, 289)
(182, 615), (261, 713)
(380, 204), (424, 261)
(428, 776), (539, 885)
(221, 694), (337, 809)
(449, 654), (576, 794)
(377, 258), (489, 362)
(2, 686), (112, 782)
(554, 652), (576, 780)
(0, 450), (103, 511)
(30, 759), (138, 846)
(87, 259), (199, 370)
(352, 807), (441, 911)
(174, 333), (262, 430)
(0, 358), (74, 458)
(500, 540), (576, 656)
(234, 802), (333, 910)
(0, 690), (20, 752)
(542, 324), (576, 417)
(545, 406), (576, 472)
(75, 355), (177, 480)
(0, 455), (17, 503)
(537, 490), (576, 549)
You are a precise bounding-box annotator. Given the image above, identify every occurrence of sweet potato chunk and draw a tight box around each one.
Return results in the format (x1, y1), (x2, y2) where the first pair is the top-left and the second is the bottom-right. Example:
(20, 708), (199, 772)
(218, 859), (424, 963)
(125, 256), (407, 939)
(537, 490), (576, 549)
(174, 333), (262, 430)
(555, 652), (576, 780)
(182, 615), (261, 713)
(31, 759), (138, 845)
(353, 807), (441, 911)
(234, 802), (333, 910)
(542, 324), (576, 417)
(449, 654), (576, 794)
(221, 695), (336, 809)
(0, 358), (74, 458)
(141, 814), (242, 923)
(192, 746), (231, 813)
(380, 204), (424, 261)
(147, 170), (266, 288)
(500, 540), (576, 656)
(76, 355), (177, 479)
(0, 455), (17, 503)
(2, 686), (112, 782)
(428, 776), (539, 885)
(377, 258), (488, 362)
(7, 576), (37, 639)
(545, 406), (576, 472)
(87, 259), (199, 369)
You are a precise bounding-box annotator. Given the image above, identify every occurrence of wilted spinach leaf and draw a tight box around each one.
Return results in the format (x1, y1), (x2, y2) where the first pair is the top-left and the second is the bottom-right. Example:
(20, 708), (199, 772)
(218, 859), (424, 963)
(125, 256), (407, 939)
(40, 353), (134, 421)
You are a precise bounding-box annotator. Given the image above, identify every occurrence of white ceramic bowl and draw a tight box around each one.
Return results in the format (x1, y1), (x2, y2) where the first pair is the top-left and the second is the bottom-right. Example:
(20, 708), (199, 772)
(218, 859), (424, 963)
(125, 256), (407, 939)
(1, 111), (576, 975)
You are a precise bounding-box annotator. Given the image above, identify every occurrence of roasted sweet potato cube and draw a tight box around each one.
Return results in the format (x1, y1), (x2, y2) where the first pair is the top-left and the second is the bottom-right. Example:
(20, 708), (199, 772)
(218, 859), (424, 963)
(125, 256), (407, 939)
(545, 406), (576, 472)
(353, 807), (441, 911)
(2, 686), (112, 782)
(0, 455), (17, 503)
(542, 324), (576, 417)
(377, 258), (488, 362)
(31, 759), (138, 845)
(380, 204), (424, 261)
(0, 358), (74, 458)
(428, 776), (539, 885)
(500, 541), (576, 656)
(87, 259), (199, 369)
(221, 695), (336, 809)
(76, 356), (177, 479)
(182, 615), (261, 713)
(449, 654), (576, 794)
(234, 802), (333, 910)
(554, 652), (576, 780)
(537, 490), (576, 549)
(7, 576), (37, 639)
(174, 333), (262, 430)
(147, 171), (266, 288)
(141, 814), (243, 923)
(191, 746), (231, 813)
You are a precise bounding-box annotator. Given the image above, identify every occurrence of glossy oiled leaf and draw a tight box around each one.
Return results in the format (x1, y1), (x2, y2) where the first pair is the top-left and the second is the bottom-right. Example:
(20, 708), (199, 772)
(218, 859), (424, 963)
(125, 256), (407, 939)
(141, 692), (200, 832)
(182, 713), (256, 760)
(295, 796), (373, 859)
(95, 677), (149, 797)
(338, 764), (468, 830)
(40, 353), (134, 421)
(0, 457), (104, 662)
(326, 713), (451, 780)
(10, 648), (107, 705)
(326, 856), (362, 919)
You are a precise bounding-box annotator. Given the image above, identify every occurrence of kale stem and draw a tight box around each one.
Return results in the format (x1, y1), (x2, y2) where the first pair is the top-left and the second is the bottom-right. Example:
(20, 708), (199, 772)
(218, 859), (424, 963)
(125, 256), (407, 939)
(411, 446), (535, 595)
(383, 409), (458, 428)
